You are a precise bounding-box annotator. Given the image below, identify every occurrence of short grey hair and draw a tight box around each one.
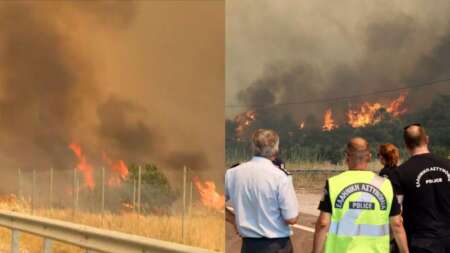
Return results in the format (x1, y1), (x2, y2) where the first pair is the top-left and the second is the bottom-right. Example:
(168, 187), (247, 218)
(346, 137), (371, 164)
(251, 129), (280, 158)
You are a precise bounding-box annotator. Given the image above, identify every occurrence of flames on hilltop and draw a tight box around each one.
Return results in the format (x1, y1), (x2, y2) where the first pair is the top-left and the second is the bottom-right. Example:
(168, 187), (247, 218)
(298, 121), (305, 130)
(345, 94), (407, 128)
(234, 94), (408, 134)
(234, 110), (256, 137)
(322, 109), (339, 131)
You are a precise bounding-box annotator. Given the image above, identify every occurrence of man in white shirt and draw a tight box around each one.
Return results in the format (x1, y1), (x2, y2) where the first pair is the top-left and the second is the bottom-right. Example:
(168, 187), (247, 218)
(225, 129), (299, 253)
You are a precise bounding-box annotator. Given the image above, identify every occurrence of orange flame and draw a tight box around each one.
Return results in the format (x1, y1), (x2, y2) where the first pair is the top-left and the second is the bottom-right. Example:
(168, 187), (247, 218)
(68, 143), (95, 190)
(386, 93), (408, 116)
(234, 110), (257, 137)
(298, 121), (305, 129)
(322, 109), (338, 131)
(346, 102), (383, 128)
(102, 152), (129, 187)
(347, 94), (407, 128)
(121, 202), (134, 212)
(192, 176), (225, 210)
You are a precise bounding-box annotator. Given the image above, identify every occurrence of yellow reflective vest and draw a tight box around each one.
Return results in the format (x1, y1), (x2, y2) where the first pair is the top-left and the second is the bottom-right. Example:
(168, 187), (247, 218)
(325, 170), (394, 253)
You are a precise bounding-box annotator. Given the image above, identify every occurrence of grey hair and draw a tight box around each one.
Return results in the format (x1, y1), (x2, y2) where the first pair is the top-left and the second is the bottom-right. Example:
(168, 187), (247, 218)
(251, 129), (280, 158)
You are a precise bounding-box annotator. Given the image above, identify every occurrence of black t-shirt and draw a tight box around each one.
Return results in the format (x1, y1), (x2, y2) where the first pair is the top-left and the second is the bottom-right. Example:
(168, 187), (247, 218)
(318, 178), (401, 217)
(390, 153), (450, 239)
(379, 166), (398, 180)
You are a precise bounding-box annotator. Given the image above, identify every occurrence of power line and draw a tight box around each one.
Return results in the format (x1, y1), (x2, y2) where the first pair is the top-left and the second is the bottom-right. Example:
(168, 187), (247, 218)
(225, 77), (450, 110)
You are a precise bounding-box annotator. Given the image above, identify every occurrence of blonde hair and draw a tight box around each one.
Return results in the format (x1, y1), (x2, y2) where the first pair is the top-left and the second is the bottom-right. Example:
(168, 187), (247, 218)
(251, 129), (279, 158)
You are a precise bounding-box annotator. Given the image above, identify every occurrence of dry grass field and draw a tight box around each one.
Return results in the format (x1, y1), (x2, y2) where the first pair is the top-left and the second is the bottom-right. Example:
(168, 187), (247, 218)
(0, 196), (224, 253)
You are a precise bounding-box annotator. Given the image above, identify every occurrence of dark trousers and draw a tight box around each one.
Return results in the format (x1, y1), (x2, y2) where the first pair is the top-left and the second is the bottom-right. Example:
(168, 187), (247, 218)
(241, 237), (293, 253)
(410, 238), (450, 253)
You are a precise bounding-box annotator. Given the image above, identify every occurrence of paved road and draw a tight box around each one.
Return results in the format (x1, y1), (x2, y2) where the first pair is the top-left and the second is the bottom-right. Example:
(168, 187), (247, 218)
(226, 212), (318, 253)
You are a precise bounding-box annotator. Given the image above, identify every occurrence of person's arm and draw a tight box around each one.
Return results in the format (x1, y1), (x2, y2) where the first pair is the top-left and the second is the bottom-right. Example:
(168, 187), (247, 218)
(389, 168), (404, 206)
(390, 215), (409, 253)
(285, 216), (298, 225)
(311, 211), (331, 253)
(277, 175), (299, 225)
(388, 180), (408, 253)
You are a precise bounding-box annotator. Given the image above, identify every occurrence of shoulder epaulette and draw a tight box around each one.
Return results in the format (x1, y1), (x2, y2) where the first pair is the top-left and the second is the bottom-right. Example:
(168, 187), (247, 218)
(277, 166), (291, 176)
(230, 162), (241, 169)
(272, 158), (291, 176)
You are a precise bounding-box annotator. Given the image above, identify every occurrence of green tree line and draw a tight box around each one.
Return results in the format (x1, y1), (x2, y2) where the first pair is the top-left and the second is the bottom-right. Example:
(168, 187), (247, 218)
(226, 94), (450, 164)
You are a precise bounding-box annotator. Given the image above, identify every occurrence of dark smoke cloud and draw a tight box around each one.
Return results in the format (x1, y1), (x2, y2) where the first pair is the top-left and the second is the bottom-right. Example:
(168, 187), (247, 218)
(97, 97), (156, 163)
(0, 1), (220, 176)
(164, 151), (209, 172)
(0, 3), (90, 169)
(228, 1), (450, 122)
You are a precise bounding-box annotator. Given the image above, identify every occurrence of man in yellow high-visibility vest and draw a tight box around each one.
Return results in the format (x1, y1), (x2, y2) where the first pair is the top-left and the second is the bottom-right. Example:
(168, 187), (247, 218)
(311, 137), (409, 253)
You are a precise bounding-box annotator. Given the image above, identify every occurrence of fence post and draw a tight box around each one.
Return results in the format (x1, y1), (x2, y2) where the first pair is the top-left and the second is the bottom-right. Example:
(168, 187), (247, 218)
(49, 168), (53, 209)
(132, 177), (136, 212)
(137, 166), (142, 215)
(17, 168), (22, 200)
(189, 168), (193, 217)
(181, 166), (187, 242)
(75, 172), (80, 212)
(43, 238), (52, 253)
(101, 167), (105, 225)
(11, 229), (20, 253)
(73, 168), (77, 219)
(32, 169), (36, 214)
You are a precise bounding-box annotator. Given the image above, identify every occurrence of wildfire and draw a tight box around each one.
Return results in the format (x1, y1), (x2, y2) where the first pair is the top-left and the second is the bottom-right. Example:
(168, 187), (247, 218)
(298, 121), (305, 129)
(121, 202), (134, 212)
(192, 176), (225, 210)
(386, 94), (408, 116)
(322, 109), (338, 131)
(234, 110), (256, 137)
(347, 94), (407, 128)
(102, 152), (129, 187)
(68, 143), (95, 190)
(69, 143), (130, 190)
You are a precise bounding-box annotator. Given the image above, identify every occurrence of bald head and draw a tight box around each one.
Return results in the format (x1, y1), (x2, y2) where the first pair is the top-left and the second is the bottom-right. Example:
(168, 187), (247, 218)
(404, 124), (428, 151)
(347, 137), (369, 153)
(345, 137), (371, 169)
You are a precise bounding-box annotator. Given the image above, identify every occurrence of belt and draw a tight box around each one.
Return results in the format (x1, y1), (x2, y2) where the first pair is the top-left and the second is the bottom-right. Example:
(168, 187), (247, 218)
(242, 237), (290, 241)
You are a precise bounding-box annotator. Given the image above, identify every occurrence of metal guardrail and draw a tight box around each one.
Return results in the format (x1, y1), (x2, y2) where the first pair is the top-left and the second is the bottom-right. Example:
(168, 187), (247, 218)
(0, 210), (217, 253)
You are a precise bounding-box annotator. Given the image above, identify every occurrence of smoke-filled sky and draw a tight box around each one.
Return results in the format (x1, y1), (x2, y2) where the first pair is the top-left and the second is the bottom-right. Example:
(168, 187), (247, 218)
(226, 0), (450, 120)
(0, 1), (224, 178)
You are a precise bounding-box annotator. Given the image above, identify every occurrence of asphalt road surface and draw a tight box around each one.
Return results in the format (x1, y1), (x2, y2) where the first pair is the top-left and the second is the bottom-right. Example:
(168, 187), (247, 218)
(226, 212), (318, 253)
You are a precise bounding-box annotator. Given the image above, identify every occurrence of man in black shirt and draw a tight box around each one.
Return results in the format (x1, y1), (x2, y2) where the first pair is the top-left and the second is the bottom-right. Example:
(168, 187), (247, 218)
(392, 124), (450, 253)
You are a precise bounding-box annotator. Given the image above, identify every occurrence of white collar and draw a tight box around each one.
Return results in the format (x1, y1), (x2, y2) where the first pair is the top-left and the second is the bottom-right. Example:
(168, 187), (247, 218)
(250, 156), (273, 164)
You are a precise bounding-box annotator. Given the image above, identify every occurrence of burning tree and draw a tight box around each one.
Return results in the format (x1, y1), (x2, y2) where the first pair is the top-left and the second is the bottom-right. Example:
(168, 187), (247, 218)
(226, 94), (450, 164)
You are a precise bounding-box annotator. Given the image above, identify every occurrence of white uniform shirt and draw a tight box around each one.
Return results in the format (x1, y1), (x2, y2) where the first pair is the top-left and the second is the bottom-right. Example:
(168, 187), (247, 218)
(225, 156), (299, 238)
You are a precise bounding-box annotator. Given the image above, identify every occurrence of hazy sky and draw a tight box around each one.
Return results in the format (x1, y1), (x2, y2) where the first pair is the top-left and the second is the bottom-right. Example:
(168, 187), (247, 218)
(226, 0), (450, 118)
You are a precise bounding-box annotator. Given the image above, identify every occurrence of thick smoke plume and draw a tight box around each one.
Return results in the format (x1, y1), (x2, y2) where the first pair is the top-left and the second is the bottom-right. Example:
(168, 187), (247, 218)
(227, 0), (450, 123)
(0, 2), (223, 181)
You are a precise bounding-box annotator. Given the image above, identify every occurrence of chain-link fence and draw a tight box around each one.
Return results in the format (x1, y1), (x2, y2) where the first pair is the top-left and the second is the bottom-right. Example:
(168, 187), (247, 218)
(8, 166), (225, 251)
